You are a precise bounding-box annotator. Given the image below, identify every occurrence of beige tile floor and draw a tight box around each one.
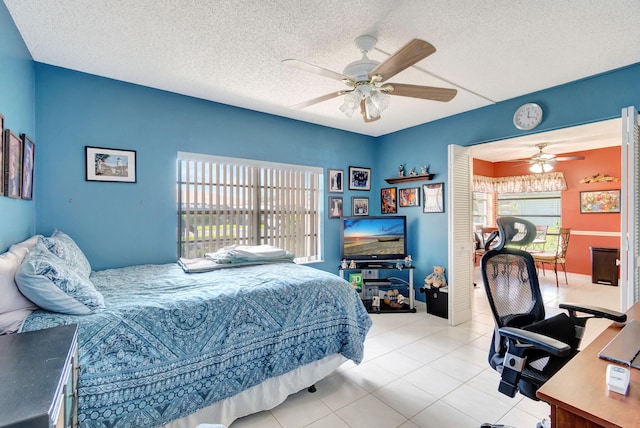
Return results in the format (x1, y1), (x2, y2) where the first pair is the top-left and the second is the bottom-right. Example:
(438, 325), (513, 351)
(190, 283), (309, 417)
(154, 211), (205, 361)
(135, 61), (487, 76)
(229, 269), (621, 428)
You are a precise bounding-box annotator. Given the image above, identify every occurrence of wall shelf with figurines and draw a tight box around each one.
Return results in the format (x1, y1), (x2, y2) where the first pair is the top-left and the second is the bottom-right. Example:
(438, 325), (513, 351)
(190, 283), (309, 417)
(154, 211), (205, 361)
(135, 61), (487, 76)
(385, 174), (434, 184)
(386, 164), (434, 184)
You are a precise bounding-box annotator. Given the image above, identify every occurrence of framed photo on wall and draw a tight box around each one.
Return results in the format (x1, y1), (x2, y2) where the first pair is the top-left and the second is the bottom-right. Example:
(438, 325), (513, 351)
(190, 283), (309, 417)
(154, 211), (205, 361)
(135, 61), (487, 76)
(328, 196), (343, 218)
(381, 187), (397, 214)
(20, 134), (35, 200)
(4, 129), (22, 199)
(328, 168), (344, 193)
(399, 187), (420, 207)
(580, 190), (620, 213)
(86, 146), (137, 183)
(0, 114), (4, 196)
(423, 182), (444, 213)
(348, 166), (371, 190)
(352, 196), (369, 216)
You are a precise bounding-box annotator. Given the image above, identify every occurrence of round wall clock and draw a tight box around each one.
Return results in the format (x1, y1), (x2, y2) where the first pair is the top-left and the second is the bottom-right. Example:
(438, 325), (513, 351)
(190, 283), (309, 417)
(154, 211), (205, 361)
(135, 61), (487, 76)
(513, 103), (543, 130)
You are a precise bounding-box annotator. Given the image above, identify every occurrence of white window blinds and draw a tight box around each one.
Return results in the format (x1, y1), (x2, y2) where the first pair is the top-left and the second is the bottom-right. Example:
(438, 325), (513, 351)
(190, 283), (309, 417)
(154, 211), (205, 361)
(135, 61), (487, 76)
(177, 152), (322, 263)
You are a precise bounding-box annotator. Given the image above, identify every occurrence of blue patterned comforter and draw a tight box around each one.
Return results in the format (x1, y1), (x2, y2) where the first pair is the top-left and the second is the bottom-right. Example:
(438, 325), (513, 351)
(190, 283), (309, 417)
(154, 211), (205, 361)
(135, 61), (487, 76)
(21, 263), (371, 428)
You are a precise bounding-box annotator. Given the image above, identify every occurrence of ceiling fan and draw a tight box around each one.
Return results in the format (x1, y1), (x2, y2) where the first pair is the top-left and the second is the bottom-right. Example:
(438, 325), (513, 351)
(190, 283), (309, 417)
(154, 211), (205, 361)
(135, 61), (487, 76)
(282, 35), (457, 122)
(508, 143), (585, 173)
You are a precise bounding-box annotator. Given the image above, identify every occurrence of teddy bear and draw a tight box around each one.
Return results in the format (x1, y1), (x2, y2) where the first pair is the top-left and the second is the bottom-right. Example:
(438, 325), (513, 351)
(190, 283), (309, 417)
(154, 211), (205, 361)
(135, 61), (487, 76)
(424, 265), (447, 288)
(383, 289), (406, 309)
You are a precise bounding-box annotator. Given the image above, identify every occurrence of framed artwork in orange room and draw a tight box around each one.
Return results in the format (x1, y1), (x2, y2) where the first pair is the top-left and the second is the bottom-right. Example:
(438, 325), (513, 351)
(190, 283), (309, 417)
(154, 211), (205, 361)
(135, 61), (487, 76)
(580, 190), (620, 213)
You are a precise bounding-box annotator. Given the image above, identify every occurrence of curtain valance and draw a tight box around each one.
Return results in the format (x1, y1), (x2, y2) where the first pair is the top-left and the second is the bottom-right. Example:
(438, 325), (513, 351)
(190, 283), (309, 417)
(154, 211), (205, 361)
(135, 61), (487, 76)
(473, 172), (567, 193)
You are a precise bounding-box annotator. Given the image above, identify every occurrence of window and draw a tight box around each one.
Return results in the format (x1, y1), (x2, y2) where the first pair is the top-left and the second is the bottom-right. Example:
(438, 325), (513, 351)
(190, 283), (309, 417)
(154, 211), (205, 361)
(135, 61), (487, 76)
(177, 152), (323, 263)
(497, 191), (561, 232)
(497, 191), (561, 249)
(472, 192), (489, 228)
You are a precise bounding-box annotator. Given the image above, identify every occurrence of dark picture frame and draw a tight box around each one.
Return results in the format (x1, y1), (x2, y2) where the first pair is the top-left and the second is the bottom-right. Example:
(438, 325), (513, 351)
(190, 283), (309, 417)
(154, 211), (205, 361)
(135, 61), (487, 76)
(86, 146), (137, 183)
(352, 196), (369, 216)
(423, 182), (444, 213)
(20, 134), (35, 200)
(328, 168), (344, 193)
(348, 166), (371, 191)
(4, 129), (22, 199)
(381, 187), (397, 214)
(399, 187), (420, 207)
(0, 114), (4, 196)
(328, 196), (343, 218)
(580, 190), (621, 213)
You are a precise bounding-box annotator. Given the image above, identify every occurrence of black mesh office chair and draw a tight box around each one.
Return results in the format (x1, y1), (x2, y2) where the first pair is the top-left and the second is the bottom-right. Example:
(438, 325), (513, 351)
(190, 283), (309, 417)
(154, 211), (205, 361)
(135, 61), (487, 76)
(481, 216), (627, 400)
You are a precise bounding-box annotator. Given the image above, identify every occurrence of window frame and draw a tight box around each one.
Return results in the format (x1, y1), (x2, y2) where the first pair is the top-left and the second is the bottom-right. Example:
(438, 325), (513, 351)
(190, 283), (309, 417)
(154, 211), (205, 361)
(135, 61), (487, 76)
(177, 152), (323, 263)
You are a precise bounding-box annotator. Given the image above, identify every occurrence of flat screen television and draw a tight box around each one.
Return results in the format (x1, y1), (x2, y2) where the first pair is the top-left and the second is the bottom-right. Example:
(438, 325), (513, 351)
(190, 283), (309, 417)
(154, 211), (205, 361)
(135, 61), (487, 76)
(340, 216), (407, 262)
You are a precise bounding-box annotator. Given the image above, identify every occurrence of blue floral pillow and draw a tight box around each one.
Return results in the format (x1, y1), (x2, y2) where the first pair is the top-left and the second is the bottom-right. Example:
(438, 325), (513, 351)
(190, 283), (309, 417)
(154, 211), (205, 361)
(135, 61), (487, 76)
(15, 238), (104, 315)
(42, 230), (92, 277)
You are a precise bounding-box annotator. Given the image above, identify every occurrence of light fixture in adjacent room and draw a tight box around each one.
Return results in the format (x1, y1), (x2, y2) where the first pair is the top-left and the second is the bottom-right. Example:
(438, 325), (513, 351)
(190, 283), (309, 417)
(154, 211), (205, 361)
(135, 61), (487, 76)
(530, 161), (554, 173)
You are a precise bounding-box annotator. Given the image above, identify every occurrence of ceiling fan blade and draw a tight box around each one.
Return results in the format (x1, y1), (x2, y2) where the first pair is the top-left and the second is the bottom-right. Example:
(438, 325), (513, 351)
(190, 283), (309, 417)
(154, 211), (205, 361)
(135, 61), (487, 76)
(290, 91), (344, 109)
(360, 99), (380, 123)
(554, 155), (586, 161)
(387, 83), (457, 102)
(282, 59), (349, 82)
(369, 39), (436, 82)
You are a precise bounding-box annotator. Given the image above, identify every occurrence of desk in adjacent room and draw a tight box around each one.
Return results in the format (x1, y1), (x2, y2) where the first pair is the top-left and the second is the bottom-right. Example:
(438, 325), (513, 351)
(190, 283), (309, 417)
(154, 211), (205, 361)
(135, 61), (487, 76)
(537, 302), (640, 427)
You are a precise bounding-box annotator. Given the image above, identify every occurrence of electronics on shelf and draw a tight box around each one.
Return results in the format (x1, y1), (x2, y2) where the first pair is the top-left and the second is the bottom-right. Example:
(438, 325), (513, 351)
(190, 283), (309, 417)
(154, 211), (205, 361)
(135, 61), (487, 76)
(340, 216), (407, 262)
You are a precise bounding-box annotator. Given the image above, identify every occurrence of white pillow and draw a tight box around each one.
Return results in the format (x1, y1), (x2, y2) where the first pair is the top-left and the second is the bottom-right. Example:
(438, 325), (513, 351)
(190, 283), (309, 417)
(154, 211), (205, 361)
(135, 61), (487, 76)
(9, 235), (43, 253)
(0, 246), (37, 334)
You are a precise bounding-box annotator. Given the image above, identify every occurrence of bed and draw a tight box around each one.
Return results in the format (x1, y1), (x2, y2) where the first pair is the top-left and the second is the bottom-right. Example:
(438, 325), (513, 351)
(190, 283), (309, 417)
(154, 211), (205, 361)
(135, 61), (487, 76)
(2, 234), (371, 428)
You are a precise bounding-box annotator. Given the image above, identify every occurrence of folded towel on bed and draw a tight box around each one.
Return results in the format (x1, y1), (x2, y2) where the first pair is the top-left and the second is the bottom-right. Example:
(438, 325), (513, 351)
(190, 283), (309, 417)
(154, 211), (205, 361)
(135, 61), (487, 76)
(178, 257), (221, 273)
(179, 245), (295, 273)
(205, 245), (294, 264)
(178, 257), (293, 273)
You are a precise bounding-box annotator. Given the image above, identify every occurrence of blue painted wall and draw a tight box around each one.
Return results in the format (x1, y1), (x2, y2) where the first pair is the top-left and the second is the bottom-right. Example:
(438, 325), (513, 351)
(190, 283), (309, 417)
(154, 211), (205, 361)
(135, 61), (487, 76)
(34, 65), (376, 270)
(0, 2), (36, 252)
(376, 64), (640, 286)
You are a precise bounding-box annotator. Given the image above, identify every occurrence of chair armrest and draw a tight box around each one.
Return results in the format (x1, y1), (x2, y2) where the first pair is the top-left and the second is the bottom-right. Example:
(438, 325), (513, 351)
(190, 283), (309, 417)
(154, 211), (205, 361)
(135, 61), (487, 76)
(559, 303), (627, 323)
(499, 327), (571, 357)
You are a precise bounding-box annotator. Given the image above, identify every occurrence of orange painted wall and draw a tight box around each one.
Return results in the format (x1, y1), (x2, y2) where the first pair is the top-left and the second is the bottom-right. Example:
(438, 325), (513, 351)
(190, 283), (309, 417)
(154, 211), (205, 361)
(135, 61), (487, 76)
(473, 158), (495, 176)
(474, 146), (621, 277)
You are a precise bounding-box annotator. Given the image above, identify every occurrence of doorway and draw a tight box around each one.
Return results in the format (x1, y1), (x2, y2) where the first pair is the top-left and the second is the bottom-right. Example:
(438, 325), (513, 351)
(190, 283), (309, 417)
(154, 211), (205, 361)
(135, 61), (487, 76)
(469, 118), (623, 305)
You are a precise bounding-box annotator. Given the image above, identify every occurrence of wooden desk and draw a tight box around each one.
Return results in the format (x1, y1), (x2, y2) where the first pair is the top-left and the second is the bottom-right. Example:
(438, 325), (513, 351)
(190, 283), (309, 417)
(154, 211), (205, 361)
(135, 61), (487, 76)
(537, 303), (640, 428)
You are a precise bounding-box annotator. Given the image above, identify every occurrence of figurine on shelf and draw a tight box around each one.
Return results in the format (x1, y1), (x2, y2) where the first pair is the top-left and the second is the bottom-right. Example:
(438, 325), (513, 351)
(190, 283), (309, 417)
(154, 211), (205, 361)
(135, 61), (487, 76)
(396, 261), (404, 270)
(349, 260), (357, 269)
(409, 167), (418, 176)
(398, 164), (405, 177)
(341, 259), (348, 269)
(404, 255), (412, 267)
(421, 165), (429, 175)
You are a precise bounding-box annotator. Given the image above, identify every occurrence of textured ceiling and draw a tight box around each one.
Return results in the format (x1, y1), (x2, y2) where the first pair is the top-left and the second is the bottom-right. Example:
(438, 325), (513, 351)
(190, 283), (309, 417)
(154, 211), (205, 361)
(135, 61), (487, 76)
(4, 0), (640, 140)
(470, 118), (621, 163)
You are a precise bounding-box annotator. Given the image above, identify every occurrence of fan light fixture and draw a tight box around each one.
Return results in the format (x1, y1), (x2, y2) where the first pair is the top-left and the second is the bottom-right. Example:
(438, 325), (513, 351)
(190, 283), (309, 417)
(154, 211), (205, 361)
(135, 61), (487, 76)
(283, 35), (457, 123)
(530, 162), (554, 173)
(339, 83), (391, 119)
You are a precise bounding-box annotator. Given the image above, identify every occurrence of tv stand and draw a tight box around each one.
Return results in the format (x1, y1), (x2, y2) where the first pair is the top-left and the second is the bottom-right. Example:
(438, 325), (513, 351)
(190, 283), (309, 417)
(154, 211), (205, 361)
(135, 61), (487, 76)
(339, 263), (416, 314)
(359, 262), (395, 269)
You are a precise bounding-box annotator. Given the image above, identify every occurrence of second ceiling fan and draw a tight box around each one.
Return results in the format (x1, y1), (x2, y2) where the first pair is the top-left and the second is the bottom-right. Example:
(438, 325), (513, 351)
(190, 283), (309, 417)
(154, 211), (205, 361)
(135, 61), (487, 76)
(282, 35), (457, 122)
(508, 143), (585, 173)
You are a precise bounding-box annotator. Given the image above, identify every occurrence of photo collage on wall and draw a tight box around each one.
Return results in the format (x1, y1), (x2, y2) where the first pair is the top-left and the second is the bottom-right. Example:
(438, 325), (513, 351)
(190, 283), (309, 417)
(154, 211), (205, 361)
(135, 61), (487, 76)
(327, 165), (446, 217)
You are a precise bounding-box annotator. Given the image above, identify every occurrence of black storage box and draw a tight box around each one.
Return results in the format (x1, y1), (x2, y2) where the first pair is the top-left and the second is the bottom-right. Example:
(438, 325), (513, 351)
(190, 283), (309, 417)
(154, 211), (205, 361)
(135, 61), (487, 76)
(422, 286), (448, 318)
